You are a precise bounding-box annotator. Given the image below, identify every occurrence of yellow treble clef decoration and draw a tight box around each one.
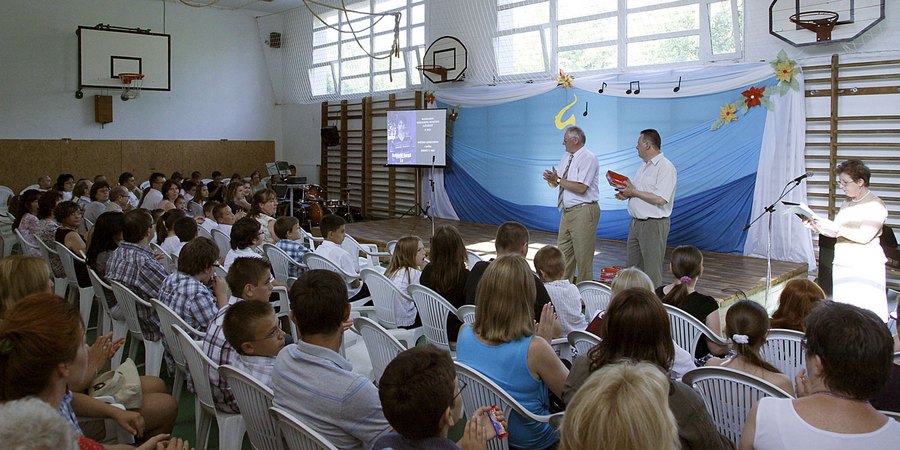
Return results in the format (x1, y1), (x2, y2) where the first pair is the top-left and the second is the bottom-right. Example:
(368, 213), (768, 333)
(554, 94), (578, 130)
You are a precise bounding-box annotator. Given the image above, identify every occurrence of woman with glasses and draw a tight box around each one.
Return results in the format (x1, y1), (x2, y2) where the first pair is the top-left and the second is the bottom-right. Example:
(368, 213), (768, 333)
(803, 160), (889, 322)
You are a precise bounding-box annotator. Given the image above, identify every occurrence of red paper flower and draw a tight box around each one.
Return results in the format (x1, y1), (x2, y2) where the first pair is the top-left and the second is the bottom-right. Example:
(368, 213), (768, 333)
(424, 91), (435, 105)
(742, 86), (765, 108)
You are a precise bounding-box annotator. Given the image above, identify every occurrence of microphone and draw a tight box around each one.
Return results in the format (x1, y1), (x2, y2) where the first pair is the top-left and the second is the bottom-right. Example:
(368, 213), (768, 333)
(791, 171), (813, 183)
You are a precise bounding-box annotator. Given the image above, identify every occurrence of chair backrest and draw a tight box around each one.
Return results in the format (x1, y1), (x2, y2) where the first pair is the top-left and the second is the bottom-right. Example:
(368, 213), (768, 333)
(454, 361), (551, 450)
(35, 236), (58, 268)
(759, 328), (806, 382)
(353, 316), (405, 383)
(150, 298), (205, 372)
(576, 281), (612, 320)
(0, 186), (13, 213)
(386, 240), (397, 255)
(197, 224), (213, 240)
(269, 406), (339, 450)
(548, 412), (565, 430)
(664, 304), (727, 355)
(219, 365), (280, 450)
(567, 330), (601, 357)
(87, 267), (116, 320)
(211, 229), (232, 262)
(882, 409), (900, 421)
(15, 228), (39, 253)
(263, 243), (306, 285)
(466, 250), (484, 271)
(681, 366), (792, 446)
(895, 352), (900, 364)
(457, 304), (476, 326)
(109, 280), (150, 339)
(407, 284), (458, 352)
(304, 253), (356, 282)
(172, 324), (217, 411)
(84, 217), (94, 231)
(54, 242), (81, 286)
(18, 184), (40, 195)
(297, 228), (319, 251)
(360, 268), (407, 329)
(149, 243), (176, 274)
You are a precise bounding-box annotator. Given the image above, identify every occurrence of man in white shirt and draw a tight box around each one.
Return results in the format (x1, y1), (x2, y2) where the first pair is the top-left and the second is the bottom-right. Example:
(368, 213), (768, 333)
(616, 129), (677, 286)
(118, 172), (141, 209)
(314, 214), (369, 301)
(139, 172), (166, 210)
(106, 186), (132, 213)
(542, 126), (601, 283)
(213, 203), (236, 236)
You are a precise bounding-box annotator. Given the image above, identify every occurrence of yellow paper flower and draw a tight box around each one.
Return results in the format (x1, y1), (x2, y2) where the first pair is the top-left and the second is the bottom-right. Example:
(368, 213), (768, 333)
(720, 103), (738, 123)
(557, 69), (574, 89)
(774, 60), (795, 83)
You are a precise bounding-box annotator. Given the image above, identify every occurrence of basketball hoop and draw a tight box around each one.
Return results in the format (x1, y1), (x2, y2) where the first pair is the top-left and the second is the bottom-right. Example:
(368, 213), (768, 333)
(416, 65), (448, 83)
(789, 10), (839, 42)
(118, 72), (144, 101)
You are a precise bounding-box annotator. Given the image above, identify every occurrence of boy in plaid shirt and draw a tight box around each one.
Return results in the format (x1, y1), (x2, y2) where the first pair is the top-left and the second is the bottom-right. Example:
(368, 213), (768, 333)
(274, 216), (310, 278)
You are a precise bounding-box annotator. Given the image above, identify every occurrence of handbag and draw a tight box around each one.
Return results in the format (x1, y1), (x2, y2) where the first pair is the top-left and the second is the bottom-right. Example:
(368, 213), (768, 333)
(88, 358), (143, 410)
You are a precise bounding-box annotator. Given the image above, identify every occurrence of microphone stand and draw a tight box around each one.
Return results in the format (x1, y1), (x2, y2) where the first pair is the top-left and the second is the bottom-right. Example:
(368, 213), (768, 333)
(743, 177), (805, 307)
(426, 155), (435, 238)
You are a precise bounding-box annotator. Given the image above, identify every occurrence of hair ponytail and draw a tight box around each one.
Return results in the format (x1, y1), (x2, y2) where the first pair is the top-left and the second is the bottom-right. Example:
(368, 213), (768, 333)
(662, 246), (703, 308)
(726, 300), (780, 373)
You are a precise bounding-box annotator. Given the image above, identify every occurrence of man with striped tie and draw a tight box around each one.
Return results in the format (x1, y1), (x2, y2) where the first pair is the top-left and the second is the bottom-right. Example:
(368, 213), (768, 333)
(543, 126), (600, 283)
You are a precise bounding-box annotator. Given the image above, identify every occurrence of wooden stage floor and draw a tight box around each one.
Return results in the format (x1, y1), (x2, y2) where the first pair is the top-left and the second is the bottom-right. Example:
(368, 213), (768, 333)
(344, 217), (809, 305)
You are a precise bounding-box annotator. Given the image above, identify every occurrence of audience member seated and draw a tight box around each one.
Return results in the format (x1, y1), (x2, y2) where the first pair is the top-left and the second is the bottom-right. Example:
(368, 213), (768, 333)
(55, 173), (75, 201)
(464, 222), (551, 321)
(420, 225), (470, 342)
(85, 211), (125, 279)
(740, 301), (900, 449)
(769, 279), (825, 332)
(203, 257), (274, 413)
(0, 398), (75, 449)
(249, 171), (267, 194)
(0, 255), (51, 317)
(223, 217), (264, 272)
(375, 345), (507, 450)
(222, 300), (285, 389)
(118, 171), (141, 209)
(248, 189), (278, 245)
(273, 269), (390, 449)
(106, 209), (166, 344)
(159, 237), (228, 333)
(384, 236), (426, 328)
(169, 217), (197, 257)
(83, 181), (110, 225)
(706, 300), (794, 394)
(12, 189), (42, 257)
(156, 209), (187, 256)
(212, 202), (237, 236)
(35, 190), (63, 265)
(534, 245), (586, 337)
(106, 186), (132, 214)
(181, 179), (197, 203)
(274, 216), (310, 278)
(157, 180), (181, 212)
(207, 171), (225, 203)
(173, 195), (187, 213)
(54, 201), (90, 287)
(139, 172), (166, 210)
(564, 287), (731, 449)
(199, 201), (219, 233)
(314, 214), (369, 302)
(73, 179), (93, 211)
(0, 293), (183, 450)
(656, 245), (728, 359)
(188, 182), (208, 218)
(37, 174), (53, 191)
(456, 255), (567, 450)
(225, 180), (250, 214)
(562, 361), (681, 450)
(870, 303), (900, 412)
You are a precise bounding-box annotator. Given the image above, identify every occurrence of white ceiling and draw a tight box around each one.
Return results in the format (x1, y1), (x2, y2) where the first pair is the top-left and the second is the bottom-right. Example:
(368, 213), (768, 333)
(159, 0), (303, 16)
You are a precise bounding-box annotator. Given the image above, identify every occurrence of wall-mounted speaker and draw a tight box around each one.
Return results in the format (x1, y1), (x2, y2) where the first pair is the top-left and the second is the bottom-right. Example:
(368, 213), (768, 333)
(268, 32), (281, 48)
(321, 126), (340, 147)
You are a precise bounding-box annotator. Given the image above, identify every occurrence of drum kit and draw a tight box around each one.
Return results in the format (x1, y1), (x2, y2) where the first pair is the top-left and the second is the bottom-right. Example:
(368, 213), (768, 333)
(285, 184), (353, 228)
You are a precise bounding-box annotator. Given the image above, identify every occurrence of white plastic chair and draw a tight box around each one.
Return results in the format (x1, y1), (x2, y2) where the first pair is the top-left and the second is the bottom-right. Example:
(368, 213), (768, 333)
(0, 186), (13, 214)
(457, 304), (476, 326)
(548, 412), (565, 430)
(269, 406), (339, 450)
(576, 281), (612, 321)
(151, 298), (205, 402)
(263, 243), (307, 286)
(55, 242), (97, 331)
(15, 228), (40, 256)
(682, 366), (792, 446)
(173, 325), (247, 450)
(150, 242), (176, 274)
(664, 303), (730, 355)
(567, 330), (601, 357)
(197, 225), (213, 240)
(342, 234), (390, 270)
(219, 365), (280, 450)
(360, 268), (424, 349)
(759, 328), (806, 383)
(386, 240), (398, 255)
(304, 253), (373, 312)
(83, 217), (94, 231)
(0, 212), (14, 257)
(92, 396), (136, 445)
(109, 281), (164, 377)
(211, 229), (232, 264)
(882, 409), (900, 421)
(466, 250), (484, 271)
(894, 352), (900, 364)
(18, 184), (40, 195)
(353, 316), (406, 383)
(408, 284), (460, 352)
(297, 227), (322, 251)
(87, 268), (127, 369)
(35, 237), (68, 298)
(454, 361), (552, 450)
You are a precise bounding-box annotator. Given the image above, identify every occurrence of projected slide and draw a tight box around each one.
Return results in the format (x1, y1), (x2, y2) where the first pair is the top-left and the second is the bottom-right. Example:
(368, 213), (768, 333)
(387, 109), (447, 167)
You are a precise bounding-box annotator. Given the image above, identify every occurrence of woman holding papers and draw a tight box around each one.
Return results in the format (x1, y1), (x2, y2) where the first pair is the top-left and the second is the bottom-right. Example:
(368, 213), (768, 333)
(804, 160), (888, 322)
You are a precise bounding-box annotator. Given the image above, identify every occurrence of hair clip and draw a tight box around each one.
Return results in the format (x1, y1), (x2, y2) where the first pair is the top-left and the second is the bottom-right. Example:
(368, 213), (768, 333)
(732, 334), (749, 344)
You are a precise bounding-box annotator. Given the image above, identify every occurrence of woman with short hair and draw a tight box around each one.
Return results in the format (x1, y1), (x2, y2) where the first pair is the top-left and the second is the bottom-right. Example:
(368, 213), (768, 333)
(53, 201), (90, 287)
(13, 189), (43, 257)
(55, 174), (75, 201)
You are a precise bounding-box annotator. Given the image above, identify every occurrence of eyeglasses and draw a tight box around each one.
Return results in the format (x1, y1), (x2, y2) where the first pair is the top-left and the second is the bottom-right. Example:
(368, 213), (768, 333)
(837, 178), (854, 186)
(453, 379), (468, 400)
(248, 327), (282, 342)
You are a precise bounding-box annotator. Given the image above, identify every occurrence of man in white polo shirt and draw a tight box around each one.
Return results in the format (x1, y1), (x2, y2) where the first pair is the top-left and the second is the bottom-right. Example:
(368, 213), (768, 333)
(543, 126), (601, 283)
(616, 129), (677, 286)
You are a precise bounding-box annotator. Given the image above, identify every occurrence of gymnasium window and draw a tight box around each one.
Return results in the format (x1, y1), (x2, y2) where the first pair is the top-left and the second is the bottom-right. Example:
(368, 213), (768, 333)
(496, 0), (743, 78)
(309, 0), (425, 98)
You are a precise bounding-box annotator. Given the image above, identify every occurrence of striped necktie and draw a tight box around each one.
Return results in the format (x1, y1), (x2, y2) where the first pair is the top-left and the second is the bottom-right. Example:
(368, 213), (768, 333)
(558, 153), (574, 210)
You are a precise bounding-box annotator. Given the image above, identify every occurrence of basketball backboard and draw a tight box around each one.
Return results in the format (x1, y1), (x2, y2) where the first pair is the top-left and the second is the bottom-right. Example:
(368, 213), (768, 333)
(769, 0), (885, 47)
(421, 36), (467, 83)
(77, 25), (171, 91)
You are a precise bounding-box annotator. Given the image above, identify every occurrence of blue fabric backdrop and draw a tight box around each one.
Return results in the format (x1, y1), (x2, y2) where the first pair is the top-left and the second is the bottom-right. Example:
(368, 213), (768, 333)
(440, 81), (772, 254)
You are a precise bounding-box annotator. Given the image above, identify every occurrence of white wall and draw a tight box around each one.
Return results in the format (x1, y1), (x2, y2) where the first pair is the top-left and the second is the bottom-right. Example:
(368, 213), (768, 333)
(277, 103), (322, 183)
(0, 0), (278, 147)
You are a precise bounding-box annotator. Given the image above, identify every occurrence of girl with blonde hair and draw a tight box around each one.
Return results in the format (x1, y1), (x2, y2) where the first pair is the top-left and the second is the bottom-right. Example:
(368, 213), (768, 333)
(384, 236), (426, 328)
(561, 361), (681, 450)
(0, 255), (52, 317)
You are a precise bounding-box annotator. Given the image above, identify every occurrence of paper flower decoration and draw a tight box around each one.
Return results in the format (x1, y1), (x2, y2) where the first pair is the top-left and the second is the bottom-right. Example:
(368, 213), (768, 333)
(742, 86), (766, 108)
(770, 50), (800, 95)
(557, 69), (574, 89)
(424, 91), (435, 106)
(774, 60), (795, 83)
(720, 103), (738, 123)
